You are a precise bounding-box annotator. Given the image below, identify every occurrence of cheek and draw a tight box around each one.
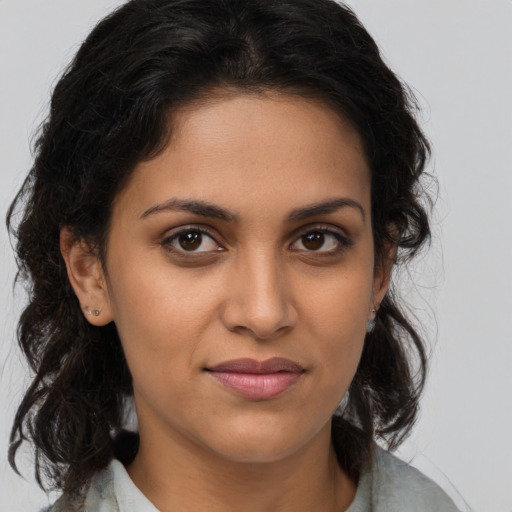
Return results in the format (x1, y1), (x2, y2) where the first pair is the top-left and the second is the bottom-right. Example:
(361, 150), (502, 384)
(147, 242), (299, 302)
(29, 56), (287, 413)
(106, 255), (220, 382)
(298, 265), (373, 387)
(301, 265), (374, 336)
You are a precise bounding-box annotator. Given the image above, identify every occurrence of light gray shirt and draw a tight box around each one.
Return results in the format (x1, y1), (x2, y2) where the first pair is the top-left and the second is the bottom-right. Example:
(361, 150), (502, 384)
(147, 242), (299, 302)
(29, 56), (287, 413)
(45, 448), (460, 511)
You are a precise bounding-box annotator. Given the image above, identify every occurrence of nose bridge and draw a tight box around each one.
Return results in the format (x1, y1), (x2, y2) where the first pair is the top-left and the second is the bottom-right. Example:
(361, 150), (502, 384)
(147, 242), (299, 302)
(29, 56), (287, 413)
(223, 246), (296, 339)
(244, 247), (282, 311)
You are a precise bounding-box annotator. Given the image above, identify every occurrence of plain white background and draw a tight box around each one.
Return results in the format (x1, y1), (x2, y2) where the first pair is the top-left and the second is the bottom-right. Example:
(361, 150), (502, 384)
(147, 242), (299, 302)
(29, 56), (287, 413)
(0, 1), (510, 511)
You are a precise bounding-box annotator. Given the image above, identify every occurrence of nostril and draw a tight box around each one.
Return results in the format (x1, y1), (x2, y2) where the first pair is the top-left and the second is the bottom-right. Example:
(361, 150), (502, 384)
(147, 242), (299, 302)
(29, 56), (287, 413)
(227, 322), (294, 342)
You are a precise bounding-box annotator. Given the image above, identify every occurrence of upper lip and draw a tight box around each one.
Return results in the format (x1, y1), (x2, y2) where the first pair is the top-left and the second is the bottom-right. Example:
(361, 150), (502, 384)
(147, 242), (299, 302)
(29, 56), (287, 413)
(207, 357), (304, 374)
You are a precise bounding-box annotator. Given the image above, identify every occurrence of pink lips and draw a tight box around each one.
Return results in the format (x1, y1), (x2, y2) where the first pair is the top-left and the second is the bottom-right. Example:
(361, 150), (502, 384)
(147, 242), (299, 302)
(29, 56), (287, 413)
(206, 357), (304, 400)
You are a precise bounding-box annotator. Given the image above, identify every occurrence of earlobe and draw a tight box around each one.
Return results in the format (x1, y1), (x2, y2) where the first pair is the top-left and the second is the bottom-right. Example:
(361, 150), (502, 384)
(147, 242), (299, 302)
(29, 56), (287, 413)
(372, 241), (397, 310)
(60, 228), (113, 326)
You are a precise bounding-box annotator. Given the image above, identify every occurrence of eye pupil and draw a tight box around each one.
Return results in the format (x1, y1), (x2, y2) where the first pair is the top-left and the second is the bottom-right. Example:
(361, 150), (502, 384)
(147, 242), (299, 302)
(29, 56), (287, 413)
(302, 232), (324, 250)
(179, 231), (202, 250)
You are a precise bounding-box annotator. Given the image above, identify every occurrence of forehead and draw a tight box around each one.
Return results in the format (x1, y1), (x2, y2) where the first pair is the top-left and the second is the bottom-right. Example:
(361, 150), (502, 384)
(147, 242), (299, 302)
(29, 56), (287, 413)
(114, 92), (371, 221)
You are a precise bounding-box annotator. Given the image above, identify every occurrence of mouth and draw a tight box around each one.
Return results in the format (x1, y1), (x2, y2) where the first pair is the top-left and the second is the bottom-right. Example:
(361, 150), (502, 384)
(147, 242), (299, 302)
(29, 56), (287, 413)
(205, 357), (305, 400)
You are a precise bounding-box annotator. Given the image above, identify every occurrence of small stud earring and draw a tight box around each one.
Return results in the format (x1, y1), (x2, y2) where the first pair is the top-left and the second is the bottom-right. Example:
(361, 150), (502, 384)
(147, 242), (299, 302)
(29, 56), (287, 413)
(367, 306), (378, 333)
(85, 306), (101, 317)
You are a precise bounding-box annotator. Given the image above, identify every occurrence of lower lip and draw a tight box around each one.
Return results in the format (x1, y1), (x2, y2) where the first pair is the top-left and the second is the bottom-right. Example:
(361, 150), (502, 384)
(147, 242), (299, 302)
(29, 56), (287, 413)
(208, 371), (302, 400)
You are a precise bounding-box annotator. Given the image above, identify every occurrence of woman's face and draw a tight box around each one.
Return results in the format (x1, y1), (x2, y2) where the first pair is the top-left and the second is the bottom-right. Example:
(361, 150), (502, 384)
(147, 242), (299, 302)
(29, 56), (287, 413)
(99, 93), (389, 463)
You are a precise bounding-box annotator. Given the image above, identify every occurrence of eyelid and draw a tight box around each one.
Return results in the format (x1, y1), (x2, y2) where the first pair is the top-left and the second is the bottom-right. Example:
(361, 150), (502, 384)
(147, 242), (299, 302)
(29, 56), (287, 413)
(289, 224), (353, 253)
(160, 225), (225, 255)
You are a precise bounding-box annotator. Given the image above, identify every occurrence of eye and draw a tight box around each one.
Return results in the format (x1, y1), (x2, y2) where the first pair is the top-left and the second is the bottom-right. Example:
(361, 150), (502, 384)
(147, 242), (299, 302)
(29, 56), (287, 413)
(290, 228), (351, 254)
(162, 228), (222, 254)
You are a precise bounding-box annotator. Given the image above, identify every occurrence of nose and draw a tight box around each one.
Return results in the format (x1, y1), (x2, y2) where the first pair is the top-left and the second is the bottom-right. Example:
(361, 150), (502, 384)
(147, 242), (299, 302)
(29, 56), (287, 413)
(220, 251), (298, 340)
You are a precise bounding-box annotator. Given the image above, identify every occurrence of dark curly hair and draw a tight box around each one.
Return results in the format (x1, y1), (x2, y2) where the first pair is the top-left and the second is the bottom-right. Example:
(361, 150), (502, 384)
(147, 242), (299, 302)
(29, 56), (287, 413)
(7, 0), (431, 495)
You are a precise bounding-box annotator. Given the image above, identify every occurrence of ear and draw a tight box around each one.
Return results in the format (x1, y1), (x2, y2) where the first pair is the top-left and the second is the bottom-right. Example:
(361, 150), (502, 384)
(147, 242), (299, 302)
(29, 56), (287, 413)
(371, 239), (397, 315)
(60, 227), (113, 326)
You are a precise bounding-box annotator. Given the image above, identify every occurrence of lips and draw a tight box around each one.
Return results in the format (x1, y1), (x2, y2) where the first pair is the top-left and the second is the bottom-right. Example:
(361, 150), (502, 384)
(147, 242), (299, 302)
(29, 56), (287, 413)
(206, 357), (304, 400)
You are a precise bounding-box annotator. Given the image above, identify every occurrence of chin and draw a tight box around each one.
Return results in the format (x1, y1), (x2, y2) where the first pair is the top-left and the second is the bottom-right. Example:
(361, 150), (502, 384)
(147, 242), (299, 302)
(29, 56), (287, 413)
(214, 439), (304, 465)
(198, 417), (328, 465)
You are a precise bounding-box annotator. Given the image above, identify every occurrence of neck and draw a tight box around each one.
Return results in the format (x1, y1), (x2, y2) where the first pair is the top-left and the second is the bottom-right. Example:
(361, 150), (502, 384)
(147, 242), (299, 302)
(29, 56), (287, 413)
(127, 418), (356, 512)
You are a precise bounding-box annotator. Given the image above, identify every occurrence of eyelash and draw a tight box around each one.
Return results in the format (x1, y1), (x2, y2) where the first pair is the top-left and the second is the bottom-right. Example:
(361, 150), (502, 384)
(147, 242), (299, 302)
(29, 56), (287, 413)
(160, 225), (352, 258)
(290, 227), (353, 256)
(161, 227), (223, 257)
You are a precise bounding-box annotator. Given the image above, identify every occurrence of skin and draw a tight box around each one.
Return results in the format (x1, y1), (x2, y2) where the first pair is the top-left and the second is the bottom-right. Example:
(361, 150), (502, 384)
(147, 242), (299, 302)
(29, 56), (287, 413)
(62, 92), (392, 512)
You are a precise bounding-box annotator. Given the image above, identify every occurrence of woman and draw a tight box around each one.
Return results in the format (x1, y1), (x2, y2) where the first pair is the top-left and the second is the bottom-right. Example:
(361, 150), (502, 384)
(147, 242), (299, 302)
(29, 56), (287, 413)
(7, 0), (460, 510)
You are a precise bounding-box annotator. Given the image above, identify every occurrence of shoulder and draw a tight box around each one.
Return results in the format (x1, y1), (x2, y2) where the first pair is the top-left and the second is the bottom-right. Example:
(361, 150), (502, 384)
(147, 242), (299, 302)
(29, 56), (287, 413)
(41, 462), (119, 512)
(363, 448), (460, 512)
(39, 493), (86, 512)
(41, 459), (157, 512)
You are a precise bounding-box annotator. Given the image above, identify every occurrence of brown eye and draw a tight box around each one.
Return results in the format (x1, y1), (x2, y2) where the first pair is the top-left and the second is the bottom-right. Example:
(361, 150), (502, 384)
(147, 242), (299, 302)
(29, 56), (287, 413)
(163, 228), (221, 254)
(301, 232), (325, 251)
(178, 231), (203, 251)
(291, 228), (350, 254)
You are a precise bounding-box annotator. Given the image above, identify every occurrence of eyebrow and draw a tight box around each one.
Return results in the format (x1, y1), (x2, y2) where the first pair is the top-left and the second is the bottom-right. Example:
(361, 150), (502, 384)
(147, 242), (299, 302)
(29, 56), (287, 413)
(140, 199), (238, 222)
(287, 198), (365, 223)
(140, 197), (365, 223)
